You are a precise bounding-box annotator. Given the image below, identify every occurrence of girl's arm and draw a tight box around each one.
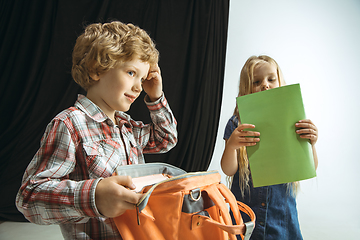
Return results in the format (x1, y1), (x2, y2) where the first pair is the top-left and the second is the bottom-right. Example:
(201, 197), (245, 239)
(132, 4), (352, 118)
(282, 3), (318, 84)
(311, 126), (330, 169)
(221, 124), (260, 176)
(312, 144), (318, 170)
(295, 119), (318, 170)
(221, 139), (240, 176)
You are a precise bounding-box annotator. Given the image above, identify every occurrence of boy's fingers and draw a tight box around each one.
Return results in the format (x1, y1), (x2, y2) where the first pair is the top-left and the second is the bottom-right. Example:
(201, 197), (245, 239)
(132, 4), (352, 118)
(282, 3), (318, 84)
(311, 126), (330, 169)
(120, 189), (143, 205)
(149, 63), (160, 73)
(112, 175), (136, 189)
(146, 72), (158, 80)
(146, 64), (160, 79)
(120, 201), (137, 211)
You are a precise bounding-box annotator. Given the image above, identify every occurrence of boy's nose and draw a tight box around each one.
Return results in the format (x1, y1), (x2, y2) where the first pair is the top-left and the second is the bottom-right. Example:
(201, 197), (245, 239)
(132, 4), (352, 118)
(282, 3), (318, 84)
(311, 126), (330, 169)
(132, 79), (142, 92)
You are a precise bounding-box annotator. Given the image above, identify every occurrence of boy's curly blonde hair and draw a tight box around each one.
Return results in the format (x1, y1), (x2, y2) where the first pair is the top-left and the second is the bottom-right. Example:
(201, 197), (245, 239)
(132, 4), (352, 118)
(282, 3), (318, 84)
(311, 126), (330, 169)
(72, 21), (159, 91)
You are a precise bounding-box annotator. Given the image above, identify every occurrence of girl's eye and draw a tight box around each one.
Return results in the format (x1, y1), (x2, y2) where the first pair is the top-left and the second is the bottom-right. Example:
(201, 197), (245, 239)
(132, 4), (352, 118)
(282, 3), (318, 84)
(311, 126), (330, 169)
(128, 71), (135, 77)
(253, 81), (260, 85)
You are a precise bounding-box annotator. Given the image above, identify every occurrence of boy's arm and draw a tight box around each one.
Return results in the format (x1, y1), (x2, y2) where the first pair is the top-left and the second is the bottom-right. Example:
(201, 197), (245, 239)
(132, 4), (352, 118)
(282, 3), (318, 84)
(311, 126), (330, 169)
(15, 120), (101, 225)
(138, 94), (178, 153)
(131, 63), (177, 153)
(142, 63), (162, 102)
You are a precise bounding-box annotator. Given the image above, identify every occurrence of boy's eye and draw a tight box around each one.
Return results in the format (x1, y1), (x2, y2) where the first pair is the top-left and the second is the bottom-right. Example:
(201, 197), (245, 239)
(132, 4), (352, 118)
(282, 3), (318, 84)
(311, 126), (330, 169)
(253, 81), (260, 85)
(128, 71), (135, 77)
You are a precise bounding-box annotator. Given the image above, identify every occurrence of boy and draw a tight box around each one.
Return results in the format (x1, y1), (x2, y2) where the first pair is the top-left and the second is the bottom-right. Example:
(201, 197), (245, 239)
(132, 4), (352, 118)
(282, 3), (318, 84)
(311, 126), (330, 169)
(16, 21), (177, 239)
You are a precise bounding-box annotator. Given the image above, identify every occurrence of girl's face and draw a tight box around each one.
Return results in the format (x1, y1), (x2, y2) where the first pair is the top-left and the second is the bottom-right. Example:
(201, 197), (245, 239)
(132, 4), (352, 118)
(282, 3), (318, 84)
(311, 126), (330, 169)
(252, 61), (279, 93)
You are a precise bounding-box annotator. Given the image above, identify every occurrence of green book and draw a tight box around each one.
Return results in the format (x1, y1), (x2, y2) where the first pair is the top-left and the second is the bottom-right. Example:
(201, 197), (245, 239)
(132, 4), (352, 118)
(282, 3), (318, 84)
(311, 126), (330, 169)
(236, 83), (316, 187)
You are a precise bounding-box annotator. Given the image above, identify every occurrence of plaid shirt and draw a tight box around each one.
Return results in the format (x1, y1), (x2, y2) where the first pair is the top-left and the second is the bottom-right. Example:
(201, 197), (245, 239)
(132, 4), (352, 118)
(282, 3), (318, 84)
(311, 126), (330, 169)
(16, 94), (177, 239)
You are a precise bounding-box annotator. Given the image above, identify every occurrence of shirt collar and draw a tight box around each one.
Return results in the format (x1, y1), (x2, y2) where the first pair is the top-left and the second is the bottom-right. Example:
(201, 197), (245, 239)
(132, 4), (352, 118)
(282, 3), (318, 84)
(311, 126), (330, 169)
(74, 94), (109, 123)
(74, 95), (133, 127)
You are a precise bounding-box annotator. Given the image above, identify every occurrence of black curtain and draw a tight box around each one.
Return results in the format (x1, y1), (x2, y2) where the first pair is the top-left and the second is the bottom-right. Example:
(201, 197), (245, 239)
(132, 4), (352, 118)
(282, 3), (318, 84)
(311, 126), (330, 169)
(0, 0), (229, 221)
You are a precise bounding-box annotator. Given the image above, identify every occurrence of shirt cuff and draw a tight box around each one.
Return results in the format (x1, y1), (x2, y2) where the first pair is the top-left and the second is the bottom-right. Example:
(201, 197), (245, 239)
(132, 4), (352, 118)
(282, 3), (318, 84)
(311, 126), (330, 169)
(75, 178), (106, 218)
(144, 92), (164, 105)
(144, 93), (168, 112)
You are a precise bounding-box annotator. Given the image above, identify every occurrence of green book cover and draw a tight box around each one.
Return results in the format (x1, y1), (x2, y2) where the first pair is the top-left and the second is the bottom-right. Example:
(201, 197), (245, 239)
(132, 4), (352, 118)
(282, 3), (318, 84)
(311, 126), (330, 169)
(236, 83), (316, 187)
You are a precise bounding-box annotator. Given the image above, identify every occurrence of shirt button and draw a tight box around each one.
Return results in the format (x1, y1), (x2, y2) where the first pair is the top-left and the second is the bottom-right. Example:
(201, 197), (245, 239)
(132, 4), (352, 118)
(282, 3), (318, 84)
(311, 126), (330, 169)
(259, 221), (265, 226)
(98, 148), (104, 154)
(261, 202), (266, 207)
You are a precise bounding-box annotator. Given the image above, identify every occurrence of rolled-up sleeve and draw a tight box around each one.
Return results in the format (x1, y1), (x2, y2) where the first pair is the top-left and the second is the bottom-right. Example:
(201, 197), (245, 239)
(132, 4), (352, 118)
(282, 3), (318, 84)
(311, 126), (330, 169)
(132, 94), (178, 154)
(15, 119), (102, 225)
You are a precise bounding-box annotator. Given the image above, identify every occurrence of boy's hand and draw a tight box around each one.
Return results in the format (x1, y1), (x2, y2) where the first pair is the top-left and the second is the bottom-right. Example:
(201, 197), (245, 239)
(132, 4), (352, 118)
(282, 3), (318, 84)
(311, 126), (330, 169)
(142, 63), (163, 102)
(95, 175), (143, 218)
(295, 119), (318, 145)
(226, 124), (260, 150)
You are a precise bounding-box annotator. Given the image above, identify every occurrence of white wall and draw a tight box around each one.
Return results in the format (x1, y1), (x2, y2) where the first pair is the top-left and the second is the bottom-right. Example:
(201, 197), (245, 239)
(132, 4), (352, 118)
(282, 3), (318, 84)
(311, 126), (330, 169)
(208, 0), (360, 239)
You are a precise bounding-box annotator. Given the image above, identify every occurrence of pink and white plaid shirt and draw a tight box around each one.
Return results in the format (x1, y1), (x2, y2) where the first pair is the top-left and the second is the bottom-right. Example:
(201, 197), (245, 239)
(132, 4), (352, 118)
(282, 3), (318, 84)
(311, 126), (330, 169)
(16, 94), (177, 239)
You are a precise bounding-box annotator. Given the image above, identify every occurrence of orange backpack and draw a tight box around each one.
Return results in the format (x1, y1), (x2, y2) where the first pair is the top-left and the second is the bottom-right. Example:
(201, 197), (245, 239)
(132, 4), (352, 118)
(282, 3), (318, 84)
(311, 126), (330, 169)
(113, 163), (255, 240)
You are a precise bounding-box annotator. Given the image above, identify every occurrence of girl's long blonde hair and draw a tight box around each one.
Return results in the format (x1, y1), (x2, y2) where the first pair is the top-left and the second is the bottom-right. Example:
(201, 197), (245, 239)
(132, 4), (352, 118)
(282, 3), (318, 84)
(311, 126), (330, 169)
(228, 55), (298, 197)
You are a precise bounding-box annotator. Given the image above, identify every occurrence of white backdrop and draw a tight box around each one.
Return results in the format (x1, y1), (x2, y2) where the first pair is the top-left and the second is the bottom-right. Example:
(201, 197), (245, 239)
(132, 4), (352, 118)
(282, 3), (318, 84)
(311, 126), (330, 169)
(208, 0), (360, 239)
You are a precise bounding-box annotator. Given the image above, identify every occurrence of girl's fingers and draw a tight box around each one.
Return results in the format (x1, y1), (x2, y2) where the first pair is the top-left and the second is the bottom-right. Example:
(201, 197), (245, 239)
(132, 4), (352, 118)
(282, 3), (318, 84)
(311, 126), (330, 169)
(240, 142), (258, 147)
(236, 131), (260, 137)
(295, 128), (316, 135)
(236, 124), (255, 131)
(236, 124), (260, 136)
(299, 134), (317, 145)
(299, 134), (317, 140)
(296, 120), (318, 135)
(296, 119), (318, 144)
(296, 119), (317, 130)
(237, 137), (260, 143)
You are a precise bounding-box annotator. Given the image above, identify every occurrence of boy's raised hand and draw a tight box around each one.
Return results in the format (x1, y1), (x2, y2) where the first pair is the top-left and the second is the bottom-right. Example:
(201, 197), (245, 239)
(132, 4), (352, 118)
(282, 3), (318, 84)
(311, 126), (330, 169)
(226, 124), (260, 150)
(295, 119), (318, 145)
(95, 175), (143, 218)
(142, 63), (163, 102)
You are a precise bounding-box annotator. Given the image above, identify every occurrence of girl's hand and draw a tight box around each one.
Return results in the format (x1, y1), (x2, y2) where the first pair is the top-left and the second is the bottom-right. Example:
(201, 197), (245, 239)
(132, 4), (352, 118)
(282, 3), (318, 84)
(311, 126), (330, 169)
(221, 124), (259, 176)
(142, 63), (163, 102)
(226, 124), (260, 150)
(95, 175), (143, 218)
(295, 119), (318, 145)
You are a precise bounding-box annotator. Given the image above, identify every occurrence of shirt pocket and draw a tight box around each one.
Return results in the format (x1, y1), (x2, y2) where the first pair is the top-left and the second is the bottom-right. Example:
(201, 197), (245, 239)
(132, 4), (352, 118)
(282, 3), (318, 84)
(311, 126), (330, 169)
(82, 139), (123, 178)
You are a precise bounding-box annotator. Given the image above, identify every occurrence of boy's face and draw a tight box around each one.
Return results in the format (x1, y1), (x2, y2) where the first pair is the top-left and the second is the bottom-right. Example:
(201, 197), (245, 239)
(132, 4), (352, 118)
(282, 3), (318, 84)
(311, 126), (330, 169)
(88, 57), (150, 115)
(252, 62), (279, 93)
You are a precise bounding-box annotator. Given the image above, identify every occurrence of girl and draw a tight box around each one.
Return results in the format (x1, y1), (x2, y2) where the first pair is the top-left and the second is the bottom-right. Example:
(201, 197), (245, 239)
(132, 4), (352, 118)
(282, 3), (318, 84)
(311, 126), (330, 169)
(221, 55), (318, 240)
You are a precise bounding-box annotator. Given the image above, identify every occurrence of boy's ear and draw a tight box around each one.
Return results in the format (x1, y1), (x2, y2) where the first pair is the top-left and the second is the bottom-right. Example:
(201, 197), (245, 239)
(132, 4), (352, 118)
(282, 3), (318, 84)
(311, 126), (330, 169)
(90, 72), (100, 81)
